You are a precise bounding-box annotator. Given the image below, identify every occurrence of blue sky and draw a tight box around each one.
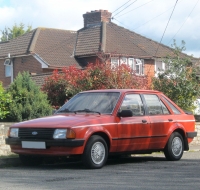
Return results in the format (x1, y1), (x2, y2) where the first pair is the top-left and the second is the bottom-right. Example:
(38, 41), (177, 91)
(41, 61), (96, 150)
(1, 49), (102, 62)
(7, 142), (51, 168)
(0, 0), (200, 58)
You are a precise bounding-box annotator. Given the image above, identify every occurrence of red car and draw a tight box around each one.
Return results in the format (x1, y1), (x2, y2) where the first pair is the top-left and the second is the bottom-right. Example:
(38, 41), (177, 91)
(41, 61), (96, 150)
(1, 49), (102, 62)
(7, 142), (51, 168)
(6, 89), (197, 169)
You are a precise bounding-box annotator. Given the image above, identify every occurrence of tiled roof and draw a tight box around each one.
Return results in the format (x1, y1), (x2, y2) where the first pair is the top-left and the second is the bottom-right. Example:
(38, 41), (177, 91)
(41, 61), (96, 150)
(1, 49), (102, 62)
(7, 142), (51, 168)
(105, 23), (149, 57)
(75, 25), (101, 56)
(75, 21), (196, 60)
(30, 72), (52, 87)
(0, 29), (36, 57)
(0, 28), (80, 68)
(32, 28), (79, 67)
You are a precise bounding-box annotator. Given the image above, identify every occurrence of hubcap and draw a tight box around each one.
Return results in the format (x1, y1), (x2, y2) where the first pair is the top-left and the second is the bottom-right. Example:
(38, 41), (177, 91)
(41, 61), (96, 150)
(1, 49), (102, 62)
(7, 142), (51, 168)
(172, 137), (182, 157)
(91, 142), (105, 165)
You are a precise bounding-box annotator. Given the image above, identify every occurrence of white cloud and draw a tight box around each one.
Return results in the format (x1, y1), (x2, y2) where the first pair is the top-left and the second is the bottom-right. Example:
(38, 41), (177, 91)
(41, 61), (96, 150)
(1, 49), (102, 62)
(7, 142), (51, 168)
(1, 0), (200, 57)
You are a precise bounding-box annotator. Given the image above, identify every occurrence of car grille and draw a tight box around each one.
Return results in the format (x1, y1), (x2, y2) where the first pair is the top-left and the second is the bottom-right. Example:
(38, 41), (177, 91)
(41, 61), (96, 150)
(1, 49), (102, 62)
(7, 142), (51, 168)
(19, 128), (55, 139)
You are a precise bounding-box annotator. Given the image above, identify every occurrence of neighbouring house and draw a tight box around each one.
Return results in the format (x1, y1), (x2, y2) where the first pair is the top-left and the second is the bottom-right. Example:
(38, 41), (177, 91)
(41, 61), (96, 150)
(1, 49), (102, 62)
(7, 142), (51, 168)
(0, 10), (198, 88)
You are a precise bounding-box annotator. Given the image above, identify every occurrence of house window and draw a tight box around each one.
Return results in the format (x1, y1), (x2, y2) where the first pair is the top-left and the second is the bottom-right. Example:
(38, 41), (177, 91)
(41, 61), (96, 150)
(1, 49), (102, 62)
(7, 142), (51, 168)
(111, 57), (119, 68)
(135, 59), (144, 75)
(128, 58), (135, 70)
(5, 65), (11, 77)
(155, 61), (164, 72)
(120, 57), (127, 64)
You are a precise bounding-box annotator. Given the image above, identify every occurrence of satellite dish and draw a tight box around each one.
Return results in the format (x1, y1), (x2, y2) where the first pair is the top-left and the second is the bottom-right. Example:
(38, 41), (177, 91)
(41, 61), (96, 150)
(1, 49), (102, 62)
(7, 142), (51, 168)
(4, 59), (11, 66)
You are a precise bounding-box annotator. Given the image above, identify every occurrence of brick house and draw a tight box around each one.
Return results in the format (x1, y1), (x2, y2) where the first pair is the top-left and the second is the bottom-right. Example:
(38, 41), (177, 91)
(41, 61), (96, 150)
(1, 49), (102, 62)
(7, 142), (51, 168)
(0, 10), (198, 88)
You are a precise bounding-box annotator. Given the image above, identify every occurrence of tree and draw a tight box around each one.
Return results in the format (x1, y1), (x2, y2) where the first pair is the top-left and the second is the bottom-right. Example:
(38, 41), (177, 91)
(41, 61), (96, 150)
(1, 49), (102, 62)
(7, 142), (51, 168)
(152, 41), (200, 112)
(0, 82), (12, 120)
(6, 72), (52, 122)
(0, 23), (32, 41)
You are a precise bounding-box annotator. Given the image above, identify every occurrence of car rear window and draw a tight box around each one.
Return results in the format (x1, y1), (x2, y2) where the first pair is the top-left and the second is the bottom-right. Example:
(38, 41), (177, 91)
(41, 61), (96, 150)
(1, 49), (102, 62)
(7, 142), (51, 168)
(143, 94), (170, 115)
(161, 96), (181, 114)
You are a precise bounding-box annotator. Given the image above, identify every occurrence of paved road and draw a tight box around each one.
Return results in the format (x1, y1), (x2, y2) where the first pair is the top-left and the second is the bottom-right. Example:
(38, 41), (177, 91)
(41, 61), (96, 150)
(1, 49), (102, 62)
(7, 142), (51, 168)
(0, 151), (200, 190)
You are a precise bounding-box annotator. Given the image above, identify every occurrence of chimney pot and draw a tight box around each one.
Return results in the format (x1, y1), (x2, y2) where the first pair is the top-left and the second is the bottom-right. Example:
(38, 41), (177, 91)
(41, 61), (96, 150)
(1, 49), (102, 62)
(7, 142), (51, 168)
(83, 10), (112, 28)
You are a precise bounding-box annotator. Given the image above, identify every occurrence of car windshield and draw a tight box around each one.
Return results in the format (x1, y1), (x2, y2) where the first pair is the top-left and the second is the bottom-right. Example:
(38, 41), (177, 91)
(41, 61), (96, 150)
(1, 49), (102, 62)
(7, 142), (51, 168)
(56, 92), (120, 114)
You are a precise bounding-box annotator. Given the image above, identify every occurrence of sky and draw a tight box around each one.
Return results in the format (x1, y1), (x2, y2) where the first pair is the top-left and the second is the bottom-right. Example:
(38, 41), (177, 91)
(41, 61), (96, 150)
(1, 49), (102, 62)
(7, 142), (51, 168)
(0, 0), (200, 58)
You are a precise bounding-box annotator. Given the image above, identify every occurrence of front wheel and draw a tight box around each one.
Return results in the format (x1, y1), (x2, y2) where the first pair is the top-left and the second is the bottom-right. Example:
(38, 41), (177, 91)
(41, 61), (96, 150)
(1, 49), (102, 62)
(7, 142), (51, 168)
(164, 132), (184, 161)
(82, 135), (108, 169)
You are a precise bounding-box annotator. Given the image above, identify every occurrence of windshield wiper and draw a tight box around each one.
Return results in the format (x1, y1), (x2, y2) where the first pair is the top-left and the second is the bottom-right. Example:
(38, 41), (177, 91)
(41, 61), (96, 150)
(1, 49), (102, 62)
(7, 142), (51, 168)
(57, 108), (73, 113)
(74, 109), (101, 115)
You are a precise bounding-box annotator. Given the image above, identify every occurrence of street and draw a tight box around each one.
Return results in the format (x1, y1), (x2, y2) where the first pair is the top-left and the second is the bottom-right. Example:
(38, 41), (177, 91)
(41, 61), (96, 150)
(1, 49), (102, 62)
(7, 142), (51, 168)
(0, 151), (200, 190)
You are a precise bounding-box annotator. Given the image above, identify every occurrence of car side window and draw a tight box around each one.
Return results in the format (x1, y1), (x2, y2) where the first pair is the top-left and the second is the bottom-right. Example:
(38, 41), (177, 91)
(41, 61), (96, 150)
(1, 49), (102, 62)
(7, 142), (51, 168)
(144, 94), (169, 115)
(120, 94), (144, 116)
(160, 100), (170, 114)
(162, 96), (181, 114)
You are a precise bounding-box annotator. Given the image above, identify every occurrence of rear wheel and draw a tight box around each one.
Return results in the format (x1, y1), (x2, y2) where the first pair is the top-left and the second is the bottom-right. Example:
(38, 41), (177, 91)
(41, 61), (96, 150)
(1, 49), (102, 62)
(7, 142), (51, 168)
(19, 155), (44, 166)
(164, 132), (184, 161)
(82, 135), (108, 169)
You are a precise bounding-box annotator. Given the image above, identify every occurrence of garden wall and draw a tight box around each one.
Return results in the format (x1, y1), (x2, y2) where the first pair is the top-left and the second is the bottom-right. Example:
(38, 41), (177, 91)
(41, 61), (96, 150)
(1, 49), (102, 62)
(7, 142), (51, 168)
(0, 122), (200, 156)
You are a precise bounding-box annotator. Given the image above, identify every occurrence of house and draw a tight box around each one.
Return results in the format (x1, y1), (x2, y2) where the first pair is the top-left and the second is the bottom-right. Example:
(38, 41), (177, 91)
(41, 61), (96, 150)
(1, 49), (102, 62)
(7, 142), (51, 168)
(0, 10), (198, 88)
(0, 28), (79, 87)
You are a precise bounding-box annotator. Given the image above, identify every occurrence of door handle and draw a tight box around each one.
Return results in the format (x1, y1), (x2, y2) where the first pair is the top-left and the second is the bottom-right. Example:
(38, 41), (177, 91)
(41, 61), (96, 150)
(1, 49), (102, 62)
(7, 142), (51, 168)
(142, 120), (147, 123)
(168, 119), (173, 122)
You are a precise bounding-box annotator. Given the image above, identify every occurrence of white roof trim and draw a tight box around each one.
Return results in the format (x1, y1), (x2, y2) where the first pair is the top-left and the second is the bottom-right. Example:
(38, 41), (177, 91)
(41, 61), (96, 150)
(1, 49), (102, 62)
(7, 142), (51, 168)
(33, 54), (49, 68)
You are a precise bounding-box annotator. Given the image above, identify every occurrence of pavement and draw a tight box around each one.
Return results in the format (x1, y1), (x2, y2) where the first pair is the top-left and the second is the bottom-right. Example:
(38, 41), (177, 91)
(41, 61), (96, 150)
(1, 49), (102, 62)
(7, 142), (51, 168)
(0, 144), (199, 167)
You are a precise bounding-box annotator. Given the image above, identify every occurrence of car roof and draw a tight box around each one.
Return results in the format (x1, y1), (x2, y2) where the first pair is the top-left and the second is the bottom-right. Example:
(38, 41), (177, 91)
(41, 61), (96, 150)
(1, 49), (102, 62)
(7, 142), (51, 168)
(80, 89), (161, 94)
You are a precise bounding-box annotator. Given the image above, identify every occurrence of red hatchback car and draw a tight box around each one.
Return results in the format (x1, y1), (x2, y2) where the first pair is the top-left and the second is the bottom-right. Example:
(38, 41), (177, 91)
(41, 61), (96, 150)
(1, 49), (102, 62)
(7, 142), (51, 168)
(6, 89), (197, 169)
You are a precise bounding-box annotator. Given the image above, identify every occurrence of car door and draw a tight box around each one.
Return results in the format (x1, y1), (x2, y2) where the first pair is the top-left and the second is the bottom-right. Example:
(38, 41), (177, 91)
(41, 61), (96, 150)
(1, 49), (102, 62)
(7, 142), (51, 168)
(117, 93), (151, 152)
(142, 94), (173, 149)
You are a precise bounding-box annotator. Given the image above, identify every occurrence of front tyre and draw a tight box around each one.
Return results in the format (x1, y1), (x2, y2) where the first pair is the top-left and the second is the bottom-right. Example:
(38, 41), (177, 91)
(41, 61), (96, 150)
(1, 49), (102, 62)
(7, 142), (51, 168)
(82, 135), (108, 169)
(164, 132), (184, 161)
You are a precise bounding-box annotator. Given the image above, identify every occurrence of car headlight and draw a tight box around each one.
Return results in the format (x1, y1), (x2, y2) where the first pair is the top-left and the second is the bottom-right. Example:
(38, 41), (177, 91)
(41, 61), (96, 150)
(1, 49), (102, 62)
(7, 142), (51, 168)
(53, 129), (76, 139)
(9, 128), (19, 138)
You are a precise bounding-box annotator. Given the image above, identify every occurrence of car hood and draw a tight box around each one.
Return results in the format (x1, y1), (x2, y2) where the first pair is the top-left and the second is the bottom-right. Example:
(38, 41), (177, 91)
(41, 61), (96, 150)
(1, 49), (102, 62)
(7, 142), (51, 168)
(12, 114), (114, 128)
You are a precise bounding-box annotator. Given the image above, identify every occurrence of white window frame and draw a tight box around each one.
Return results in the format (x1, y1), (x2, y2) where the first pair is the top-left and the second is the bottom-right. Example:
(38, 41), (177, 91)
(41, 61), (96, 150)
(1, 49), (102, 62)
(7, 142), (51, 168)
(111, 57), (119, 68)
(128, 58), (135, 70)
(135, 59), (144, 75)
(120, 57), (127, 65)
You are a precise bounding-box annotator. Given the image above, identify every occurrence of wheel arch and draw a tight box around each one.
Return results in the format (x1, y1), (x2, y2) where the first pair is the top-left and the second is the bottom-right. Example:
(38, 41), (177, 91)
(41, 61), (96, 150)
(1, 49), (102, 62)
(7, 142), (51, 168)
(86, 132), (111, 151)
(169, 128), (189, 151)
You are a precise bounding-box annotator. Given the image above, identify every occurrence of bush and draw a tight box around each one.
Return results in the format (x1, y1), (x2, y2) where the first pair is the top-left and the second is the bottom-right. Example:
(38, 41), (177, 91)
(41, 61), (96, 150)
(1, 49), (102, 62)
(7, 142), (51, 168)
(6, 72), (52, 122)
(42, 64), (149, 107)
(0, 82), (12, 120)
(152, 41), (200, 111)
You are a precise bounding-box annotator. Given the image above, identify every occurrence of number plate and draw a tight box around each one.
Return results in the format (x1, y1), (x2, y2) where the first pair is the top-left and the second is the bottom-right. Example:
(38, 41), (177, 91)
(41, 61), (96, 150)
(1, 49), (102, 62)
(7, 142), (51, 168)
(22, 141), (46, 149)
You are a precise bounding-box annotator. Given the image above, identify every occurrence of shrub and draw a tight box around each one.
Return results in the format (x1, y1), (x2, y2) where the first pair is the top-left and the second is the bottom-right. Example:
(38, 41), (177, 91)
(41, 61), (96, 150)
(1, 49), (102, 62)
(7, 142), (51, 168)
(0, 82), (12, 120)
(6, 71), (52, 122)
(42, 64), (149, 107)
(152, 41), (200, 111)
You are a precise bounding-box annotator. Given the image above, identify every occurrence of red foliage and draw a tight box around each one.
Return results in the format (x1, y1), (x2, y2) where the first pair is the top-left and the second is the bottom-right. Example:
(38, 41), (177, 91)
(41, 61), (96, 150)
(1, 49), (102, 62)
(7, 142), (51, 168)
(42, 64), (149, 107)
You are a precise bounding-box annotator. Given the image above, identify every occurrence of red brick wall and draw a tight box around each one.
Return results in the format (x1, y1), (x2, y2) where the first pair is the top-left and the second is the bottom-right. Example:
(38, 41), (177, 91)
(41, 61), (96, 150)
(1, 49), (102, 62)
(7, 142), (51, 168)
(0, 59), (11, 87)
(144, 59), (155, 88)
(0, 56), (42, 88)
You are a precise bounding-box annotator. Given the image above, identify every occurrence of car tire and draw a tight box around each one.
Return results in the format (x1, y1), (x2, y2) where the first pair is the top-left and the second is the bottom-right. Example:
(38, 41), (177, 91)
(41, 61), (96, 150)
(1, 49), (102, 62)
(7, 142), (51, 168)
(82, 135), (108, 169)
(19, 155), (44, 166)
(164, 132), (184, 161)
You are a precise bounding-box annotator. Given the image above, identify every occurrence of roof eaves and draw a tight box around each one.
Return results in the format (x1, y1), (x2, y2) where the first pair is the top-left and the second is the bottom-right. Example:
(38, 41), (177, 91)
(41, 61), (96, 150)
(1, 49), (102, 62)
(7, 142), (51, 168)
(33, 53), (49, 68)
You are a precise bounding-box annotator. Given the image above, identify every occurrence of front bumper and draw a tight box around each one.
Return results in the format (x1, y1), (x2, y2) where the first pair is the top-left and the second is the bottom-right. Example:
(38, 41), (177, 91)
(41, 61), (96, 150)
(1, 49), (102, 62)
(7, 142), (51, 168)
(186, 132), (197, 138)
(5, 138), (85, 147)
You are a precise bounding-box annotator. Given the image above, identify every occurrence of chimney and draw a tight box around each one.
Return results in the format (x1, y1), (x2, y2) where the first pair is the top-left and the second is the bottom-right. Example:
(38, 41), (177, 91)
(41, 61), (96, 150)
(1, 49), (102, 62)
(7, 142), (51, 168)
(83, 10), (112, 28)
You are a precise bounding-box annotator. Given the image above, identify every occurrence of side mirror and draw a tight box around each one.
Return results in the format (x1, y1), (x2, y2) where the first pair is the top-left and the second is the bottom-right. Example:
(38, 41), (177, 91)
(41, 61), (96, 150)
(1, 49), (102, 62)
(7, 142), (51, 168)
(117, 110), (133, 117)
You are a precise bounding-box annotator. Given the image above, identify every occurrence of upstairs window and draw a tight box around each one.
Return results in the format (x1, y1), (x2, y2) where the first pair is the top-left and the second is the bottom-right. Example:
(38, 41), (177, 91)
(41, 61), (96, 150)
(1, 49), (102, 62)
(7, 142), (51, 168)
(5, 65), (11, 77)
